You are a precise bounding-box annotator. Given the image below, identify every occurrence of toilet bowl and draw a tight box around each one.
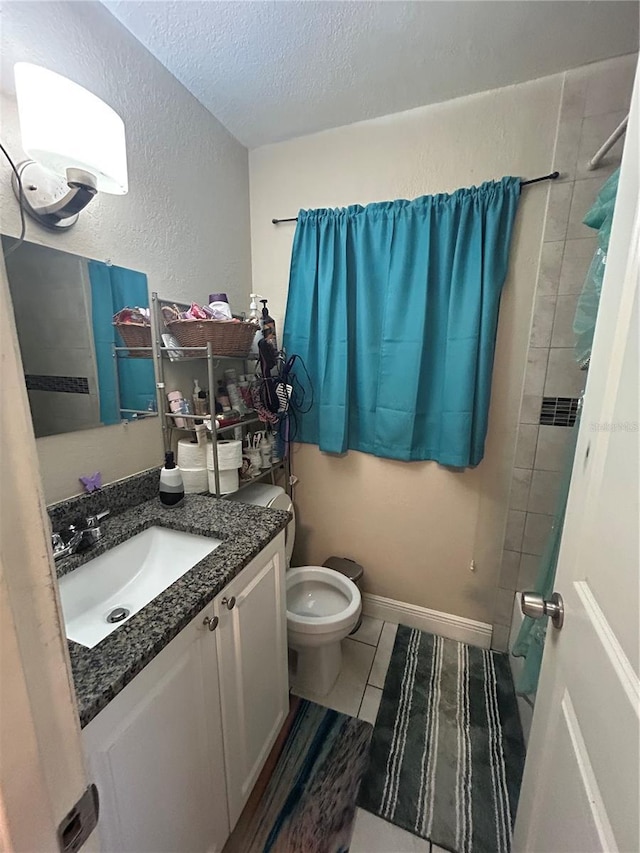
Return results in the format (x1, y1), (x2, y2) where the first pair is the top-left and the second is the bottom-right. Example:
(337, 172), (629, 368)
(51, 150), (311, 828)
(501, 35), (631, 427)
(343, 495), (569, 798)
(287, 566), (361, 695)
(227, 484), (362, 695)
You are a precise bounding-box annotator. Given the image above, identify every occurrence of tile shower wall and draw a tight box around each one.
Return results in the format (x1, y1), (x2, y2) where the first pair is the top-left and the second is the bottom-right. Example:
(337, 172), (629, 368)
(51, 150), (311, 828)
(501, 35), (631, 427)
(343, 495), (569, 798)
(4, 242), (101, 438)
(492, 54), (637, 653)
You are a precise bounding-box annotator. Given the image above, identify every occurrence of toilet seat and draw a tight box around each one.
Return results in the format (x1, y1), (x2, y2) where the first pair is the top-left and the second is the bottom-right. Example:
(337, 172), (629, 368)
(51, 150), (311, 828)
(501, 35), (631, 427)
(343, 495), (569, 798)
(286, 566), (361, 635)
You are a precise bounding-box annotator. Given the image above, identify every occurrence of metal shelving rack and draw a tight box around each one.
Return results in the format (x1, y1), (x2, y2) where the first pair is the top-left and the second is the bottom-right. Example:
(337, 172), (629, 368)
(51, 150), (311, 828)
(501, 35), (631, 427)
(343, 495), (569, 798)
(148, 291), (289, 499)
(113, 344), (158, 420)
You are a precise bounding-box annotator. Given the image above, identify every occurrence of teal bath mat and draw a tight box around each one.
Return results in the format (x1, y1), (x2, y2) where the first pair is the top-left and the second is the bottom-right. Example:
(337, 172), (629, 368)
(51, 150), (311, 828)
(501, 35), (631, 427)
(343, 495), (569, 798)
(358, 625), (525, 853)
(242, 699), (372, 852)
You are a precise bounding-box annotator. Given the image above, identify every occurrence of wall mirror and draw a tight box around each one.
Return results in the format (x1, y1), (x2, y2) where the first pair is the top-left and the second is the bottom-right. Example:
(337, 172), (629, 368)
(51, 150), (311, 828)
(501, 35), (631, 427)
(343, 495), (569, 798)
(2, 237), (157, 438)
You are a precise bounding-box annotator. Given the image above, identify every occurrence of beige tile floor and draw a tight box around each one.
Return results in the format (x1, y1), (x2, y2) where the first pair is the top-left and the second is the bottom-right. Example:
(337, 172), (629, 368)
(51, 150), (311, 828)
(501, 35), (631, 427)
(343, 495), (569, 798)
(291, 617), (444, 852)
(350, 808), (437, 852)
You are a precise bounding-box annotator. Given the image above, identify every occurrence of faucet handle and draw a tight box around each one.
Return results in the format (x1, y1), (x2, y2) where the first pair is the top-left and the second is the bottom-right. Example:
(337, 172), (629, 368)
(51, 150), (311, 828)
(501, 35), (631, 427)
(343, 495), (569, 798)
(51, 529), (83, 560)
(85, 510), (110, 528)
(51, 532), (65, 552)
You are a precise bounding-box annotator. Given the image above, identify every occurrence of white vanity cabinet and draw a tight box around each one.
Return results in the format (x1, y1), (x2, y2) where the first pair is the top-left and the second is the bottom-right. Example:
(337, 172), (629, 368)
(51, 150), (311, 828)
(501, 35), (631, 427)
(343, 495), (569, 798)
(215, 534), (289, 826)
(82, 601), (229, 853)
(82, 532), (287, 853)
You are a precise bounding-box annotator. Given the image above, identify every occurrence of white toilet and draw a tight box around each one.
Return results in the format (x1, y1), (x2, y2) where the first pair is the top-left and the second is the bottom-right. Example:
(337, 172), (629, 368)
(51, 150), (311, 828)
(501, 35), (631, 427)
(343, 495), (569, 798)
(228, 483), (362, 695)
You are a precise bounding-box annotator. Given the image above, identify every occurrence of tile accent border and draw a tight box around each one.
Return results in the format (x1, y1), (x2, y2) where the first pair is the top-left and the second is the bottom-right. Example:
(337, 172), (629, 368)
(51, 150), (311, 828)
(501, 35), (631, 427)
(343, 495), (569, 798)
(540, 396), (579, 427)
(362, 593), (492, 650)
(26, 374), (90, 394)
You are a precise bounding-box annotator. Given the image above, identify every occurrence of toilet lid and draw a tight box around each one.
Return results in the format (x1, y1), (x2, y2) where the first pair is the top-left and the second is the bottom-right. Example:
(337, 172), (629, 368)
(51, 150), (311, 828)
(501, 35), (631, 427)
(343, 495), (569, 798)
(227, 483), (295, 563)
(267, 492), (295, 564)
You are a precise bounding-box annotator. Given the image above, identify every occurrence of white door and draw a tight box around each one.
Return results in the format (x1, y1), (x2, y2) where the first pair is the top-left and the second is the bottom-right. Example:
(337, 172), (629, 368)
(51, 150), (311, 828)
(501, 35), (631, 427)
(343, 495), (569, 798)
(0, 257), (92, 849)
(513, 66), (639, 852)
(215, 533), (289, 828)
(83, 606), (229, 853)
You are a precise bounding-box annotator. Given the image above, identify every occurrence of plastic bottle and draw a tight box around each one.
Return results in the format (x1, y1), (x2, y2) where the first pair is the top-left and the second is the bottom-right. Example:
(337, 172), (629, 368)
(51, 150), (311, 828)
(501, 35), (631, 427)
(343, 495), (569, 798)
(194, 422), (208, 449)
(159, 451), (184, 507)
(209, 301), (232, 320)
(193, 379), (208, 416)
(207, 292), (232, 319)
(238, 375), (254, 411)
(260, 299), (277, 350)
(260, 434), (273, 469)
(224, 368), (245, 414)
(167, 390), (187, 428)
(249, 294), (262, 355)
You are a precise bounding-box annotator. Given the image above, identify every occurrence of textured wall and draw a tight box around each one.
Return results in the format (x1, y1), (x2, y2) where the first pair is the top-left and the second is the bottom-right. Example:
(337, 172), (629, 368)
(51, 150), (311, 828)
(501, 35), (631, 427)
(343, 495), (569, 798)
(105, 0), (639, 147)
(0, 1), (251, 503)
(250, 75), (563, 625)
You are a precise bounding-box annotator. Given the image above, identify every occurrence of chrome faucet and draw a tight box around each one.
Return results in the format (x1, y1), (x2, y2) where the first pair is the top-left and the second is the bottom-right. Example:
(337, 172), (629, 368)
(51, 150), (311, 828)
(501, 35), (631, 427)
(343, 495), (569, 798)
(52, 510), (110, 561)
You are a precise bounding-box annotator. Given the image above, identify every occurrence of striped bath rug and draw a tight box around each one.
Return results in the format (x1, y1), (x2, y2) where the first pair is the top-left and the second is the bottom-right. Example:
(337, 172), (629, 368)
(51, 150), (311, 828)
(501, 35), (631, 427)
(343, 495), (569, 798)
(358, 626), (525, 853)
(241, 699), (372, 853)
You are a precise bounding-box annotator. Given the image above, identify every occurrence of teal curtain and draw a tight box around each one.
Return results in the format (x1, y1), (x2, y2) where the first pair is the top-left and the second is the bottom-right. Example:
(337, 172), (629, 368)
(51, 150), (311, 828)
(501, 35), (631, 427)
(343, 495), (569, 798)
(88, 261), (154, 425)
(512, 414), (580, 695)
(283, 178), (521, 466)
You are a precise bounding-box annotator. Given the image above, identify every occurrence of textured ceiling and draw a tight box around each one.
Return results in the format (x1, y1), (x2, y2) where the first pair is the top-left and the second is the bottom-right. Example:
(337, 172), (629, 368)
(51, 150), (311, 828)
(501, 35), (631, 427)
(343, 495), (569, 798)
(104, 1), (639, 149)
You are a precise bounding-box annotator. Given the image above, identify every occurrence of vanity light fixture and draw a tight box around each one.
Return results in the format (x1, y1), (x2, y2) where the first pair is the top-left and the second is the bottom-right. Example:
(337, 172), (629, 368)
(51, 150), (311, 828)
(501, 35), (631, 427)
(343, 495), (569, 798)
(11, 63), (128, 231)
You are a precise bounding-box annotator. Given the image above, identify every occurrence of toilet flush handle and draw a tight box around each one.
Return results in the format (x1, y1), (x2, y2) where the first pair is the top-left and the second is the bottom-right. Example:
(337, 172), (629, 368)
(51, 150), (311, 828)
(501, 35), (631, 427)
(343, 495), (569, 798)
(222, 596), (236, 610)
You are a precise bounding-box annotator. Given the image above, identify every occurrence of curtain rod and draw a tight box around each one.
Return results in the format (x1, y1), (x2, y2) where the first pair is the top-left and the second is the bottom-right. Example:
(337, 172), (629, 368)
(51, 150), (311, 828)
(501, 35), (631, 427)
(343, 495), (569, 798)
(271, 171), (560, 224)
(588, 115), (628, 171)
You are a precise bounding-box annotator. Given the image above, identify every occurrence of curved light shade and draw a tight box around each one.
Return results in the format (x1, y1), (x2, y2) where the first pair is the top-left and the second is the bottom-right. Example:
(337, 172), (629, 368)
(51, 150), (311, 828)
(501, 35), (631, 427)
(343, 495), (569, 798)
(14, 63), (128, 195)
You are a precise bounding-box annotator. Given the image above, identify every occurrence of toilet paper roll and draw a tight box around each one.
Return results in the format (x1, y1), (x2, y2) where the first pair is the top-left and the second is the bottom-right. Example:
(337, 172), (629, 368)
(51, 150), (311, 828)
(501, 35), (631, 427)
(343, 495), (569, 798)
(177, 438), (208, 470)
(208, 467), (239, 495)
(207, 439), (242, 471)
(181, 467), (208, 494)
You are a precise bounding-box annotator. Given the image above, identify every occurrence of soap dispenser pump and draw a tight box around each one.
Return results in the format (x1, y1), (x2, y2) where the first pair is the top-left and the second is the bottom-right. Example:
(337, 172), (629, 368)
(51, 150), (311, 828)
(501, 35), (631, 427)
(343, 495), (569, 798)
(159, 450), (184, 507)
(260, 298), (277, 350)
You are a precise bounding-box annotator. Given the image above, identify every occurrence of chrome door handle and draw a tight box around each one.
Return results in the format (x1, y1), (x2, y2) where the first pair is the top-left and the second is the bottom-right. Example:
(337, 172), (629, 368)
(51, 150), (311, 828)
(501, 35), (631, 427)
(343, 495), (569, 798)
(521, 591), (564, 629)
(202, 615), (219, 632)
(221, 596), (236, 610)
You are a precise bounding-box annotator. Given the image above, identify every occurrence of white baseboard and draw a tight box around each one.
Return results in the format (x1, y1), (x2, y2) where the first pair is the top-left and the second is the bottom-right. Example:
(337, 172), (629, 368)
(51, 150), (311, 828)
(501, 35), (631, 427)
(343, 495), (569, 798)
(362, 593), (492, 649)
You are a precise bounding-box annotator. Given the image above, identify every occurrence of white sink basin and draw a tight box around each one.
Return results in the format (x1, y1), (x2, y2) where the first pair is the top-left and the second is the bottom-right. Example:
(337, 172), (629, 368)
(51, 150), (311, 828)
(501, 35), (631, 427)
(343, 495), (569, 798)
(58, 526), (221, 648)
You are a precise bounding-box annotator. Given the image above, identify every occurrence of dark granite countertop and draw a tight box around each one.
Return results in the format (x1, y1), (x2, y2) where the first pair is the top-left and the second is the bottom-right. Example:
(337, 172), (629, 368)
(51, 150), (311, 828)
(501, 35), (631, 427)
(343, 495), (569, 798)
(61, 494), (289, 728)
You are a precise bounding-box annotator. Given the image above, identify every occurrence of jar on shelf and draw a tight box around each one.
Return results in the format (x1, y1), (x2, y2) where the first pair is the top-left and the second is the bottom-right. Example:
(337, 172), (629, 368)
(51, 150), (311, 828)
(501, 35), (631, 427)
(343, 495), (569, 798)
(167, 390), (187, 428)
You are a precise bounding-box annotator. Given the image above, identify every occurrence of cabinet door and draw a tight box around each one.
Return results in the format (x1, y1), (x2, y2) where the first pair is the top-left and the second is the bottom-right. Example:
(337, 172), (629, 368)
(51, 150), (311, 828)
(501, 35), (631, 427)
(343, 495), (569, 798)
(215, 532), (288, 828)
(83, 608), (229, 853)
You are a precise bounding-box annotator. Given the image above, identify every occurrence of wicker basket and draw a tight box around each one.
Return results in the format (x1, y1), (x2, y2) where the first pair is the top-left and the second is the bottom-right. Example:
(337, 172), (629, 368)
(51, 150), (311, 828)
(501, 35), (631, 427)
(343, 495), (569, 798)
(165, 319), (260, 357)
(114, 322), (153, 358)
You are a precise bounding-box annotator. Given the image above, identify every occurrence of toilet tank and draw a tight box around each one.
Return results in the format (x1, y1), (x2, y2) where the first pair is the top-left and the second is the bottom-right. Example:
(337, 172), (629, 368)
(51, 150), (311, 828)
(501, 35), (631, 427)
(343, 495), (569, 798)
(227, 484), (295, 563)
